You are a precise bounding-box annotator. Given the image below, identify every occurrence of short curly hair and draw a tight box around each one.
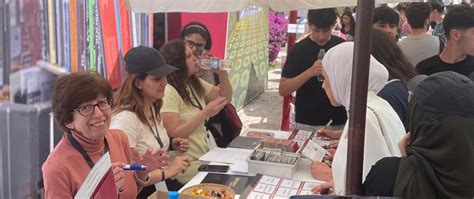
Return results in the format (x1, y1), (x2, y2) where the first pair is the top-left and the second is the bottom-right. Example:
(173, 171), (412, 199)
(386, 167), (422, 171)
(51, 72), (113, 133)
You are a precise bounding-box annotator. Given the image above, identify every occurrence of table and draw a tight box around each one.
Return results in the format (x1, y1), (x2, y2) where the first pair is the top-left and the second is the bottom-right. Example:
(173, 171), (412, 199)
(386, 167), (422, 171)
(180, 131), (326, 199)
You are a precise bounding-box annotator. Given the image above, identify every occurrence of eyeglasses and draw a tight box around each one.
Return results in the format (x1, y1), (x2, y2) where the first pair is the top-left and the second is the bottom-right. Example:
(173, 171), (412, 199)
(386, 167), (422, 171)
(74, 99), (111, 116)
(185, 40), (205, 49)
(185, 40), (206, 56)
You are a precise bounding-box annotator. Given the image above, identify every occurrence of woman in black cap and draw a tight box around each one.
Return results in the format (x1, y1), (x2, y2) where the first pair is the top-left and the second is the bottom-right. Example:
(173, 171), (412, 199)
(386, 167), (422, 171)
(111, 46), (190, 196)
(361, 71), (474, 198)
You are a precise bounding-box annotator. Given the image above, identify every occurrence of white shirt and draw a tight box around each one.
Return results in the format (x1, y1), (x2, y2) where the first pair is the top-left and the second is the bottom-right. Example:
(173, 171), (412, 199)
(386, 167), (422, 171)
(332, 92), (405, 195)
(110, 110), (170, 153)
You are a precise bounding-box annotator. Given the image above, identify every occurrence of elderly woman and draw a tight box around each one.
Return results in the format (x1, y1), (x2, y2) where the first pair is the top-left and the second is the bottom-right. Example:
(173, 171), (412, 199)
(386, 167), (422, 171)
(311, 42), (405, 195)
(42, 72), (168, 198)
(159, 40), (229, 188)
(361, 71), (474, 198)
(111, 46), (190, 196)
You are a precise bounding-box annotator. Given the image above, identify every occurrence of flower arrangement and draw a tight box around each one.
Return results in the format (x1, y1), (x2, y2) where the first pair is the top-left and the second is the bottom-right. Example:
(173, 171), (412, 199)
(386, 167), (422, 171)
(269, 10), (288, 62)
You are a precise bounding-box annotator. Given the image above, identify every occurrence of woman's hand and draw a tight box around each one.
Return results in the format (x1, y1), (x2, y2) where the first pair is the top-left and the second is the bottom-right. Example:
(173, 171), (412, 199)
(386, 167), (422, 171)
(399, 132), (411, 156)
(203, 97), (227, 117)
(324, 149), (336, 161)
(311, 161), (333, 182)
(132, 148), (169, 179)
(316, 129), (342, 140)
(172, 138), (189, 152)
(111, 162), (126, 193)
(311, 180), (334, 195)
(165, 156), (190, 178)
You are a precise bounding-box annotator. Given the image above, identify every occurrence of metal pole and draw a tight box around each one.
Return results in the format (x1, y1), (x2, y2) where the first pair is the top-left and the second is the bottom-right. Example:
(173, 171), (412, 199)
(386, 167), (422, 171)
(280, 10), (298, 131)
(346, 0), (375, 195)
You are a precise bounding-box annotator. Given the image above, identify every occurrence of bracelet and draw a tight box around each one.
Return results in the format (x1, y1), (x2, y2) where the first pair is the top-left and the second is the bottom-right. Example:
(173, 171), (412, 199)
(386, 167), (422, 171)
(160, 167), (166, 181)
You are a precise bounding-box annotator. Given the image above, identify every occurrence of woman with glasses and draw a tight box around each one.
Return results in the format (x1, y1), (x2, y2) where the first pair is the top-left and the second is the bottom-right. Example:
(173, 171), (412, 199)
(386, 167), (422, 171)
(160, 40), (229, 188)
(110, 46), (190, 196)
(42, 72), (169, 198)
(180, 22), (232, 96)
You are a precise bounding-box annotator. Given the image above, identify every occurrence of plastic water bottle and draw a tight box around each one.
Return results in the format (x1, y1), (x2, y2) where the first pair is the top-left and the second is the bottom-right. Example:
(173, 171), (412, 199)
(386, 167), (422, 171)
(317, 49), (325, 82)
(197, 58), (232, 72)
(168, 191), (179, 199)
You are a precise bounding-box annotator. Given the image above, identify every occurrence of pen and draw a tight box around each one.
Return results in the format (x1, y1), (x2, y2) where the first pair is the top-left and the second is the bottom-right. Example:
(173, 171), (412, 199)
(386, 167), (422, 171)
(123, 164), (147, 170)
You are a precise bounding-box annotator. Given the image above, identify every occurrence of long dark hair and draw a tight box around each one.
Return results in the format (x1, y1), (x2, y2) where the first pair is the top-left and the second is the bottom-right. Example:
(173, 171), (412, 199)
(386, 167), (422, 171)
(160, 40), (205, 105)
(341, 11), (355, 36)
(371, 28), (416, 84)
(112, 73), (162, 124)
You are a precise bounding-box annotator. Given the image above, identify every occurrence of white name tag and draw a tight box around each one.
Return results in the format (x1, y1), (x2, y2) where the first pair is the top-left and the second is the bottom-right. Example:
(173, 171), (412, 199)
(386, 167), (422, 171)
(301, 140), (329, 162)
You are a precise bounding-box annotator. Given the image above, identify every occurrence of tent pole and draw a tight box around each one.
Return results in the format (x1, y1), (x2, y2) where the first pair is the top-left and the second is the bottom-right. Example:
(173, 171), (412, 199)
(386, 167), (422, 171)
(281, 10), (298, 131)
(346, 0), (375, 195)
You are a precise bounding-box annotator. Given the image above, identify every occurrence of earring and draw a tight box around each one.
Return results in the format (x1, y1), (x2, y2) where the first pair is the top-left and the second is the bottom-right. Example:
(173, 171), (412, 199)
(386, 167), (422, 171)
(138, 86), (142, 89)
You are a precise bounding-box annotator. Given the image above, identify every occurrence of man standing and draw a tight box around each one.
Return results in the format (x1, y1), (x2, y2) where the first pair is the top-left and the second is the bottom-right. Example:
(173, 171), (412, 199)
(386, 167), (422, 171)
(279, 8), (346, 130)
(416, 6), (474, 77)
(398, 2), (441, 66)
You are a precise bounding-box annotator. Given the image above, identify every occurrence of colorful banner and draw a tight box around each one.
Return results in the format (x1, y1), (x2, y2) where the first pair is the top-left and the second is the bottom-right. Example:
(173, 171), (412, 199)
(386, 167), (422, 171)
(226, 6), (269, 109)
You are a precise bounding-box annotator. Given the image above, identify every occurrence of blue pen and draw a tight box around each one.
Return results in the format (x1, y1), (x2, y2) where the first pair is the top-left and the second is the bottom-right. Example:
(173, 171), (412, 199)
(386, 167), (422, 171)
(123, 164), (147, 170)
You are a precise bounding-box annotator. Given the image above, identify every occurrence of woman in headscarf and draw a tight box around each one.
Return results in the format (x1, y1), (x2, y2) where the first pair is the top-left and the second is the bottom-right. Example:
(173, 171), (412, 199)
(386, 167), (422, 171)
(361, 71), (474, 198)
(311, 42), (405, 195)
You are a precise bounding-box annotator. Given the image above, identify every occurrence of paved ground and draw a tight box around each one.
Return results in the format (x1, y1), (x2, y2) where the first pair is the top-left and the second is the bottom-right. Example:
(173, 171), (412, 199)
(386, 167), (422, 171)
(237, 67), (283, 133)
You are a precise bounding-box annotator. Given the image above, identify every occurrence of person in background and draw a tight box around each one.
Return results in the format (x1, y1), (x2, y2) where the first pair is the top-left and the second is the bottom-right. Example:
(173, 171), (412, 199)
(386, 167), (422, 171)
(395, 3), (410, 37)
(373, 5), (400, 41)
(398, 2), (441, 66)
(311, 42), (405, 195)
(416, 5), (474, 77)
(340, 11), (355, 41)
(372, 29), (416, 132)
(42, 72), (169, 198)
(430, 1), (446, 38)
(110, 46), (190, 196)
(279, 8), (347, 132)
(361, 71), (474, 198)
(160, 40), (228, 188)
(180, 21), (232, 94)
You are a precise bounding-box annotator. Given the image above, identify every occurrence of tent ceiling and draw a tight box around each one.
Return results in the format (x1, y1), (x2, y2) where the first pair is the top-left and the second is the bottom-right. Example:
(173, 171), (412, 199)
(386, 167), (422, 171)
(126, 0), (416, 13)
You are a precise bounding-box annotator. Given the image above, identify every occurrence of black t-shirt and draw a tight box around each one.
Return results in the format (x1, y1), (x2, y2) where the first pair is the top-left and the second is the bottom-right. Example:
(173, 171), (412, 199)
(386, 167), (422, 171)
(416, 55), (474, 77)
(282, 36), (347, 125)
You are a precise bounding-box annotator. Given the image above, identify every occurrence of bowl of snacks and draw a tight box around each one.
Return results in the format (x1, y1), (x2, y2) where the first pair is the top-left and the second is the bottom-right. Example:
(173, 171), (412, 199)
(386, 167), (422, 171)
(182, 183), (235, 199)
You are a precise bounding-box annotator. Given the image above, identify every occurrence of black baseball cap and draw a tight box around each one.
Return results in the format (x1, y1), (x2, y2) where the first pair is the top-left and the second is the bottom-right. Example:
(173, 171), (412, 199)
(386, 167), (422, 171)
(124, 46), (177, 78)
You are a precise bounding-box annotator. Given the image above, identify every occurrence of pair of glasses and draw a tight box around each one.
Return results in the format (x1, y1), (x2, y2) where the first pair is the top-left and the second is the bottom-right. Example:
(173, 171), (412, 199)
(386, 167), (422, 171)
(185, 40), (206, 56)
(74, 99), (111, 116)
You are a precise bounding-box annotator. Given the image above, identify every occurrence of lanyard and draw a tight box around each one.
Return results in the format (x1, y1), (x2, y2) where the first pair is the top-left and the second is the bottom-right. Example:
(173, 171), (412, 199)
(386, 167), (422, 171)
(67, 133), (109, 169)
(148, 106), (164, 148)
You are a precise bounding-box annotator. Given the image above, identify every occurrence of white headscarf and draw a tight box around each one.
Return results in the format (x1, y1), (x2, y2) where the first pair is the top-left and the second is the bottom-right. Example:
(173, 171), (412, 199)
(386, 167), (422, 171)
(322, 42), (388, 111)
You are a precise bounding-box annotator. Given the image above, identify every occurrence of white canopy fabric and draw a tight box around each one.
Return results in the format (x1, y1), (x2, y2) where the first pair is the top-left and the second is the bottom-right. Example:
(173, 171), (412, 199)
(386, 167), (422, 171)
(126, 0), (416, 13)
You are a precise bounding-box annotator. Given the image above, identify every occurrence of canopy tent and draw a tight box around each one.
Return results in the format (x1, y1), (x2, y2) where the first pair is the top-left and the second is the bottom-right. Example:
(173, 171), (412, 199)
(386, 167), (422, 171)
(126, 0), (415, 13)
(125, 0), (416, 195)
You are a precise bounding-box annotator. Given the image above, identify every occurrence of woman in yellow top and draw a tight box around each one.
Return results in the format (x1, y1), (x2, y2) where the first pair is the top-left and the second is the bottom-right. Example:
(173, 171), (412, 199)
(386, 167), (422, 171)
(160, 40), (230, 188)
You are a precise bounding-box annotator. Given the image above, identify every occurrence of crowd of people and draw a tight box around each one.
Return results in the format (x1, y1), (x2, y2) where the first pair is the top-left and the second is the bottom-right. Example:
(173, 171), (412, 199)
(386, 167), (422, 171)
(281, 3), (474, 198)
(40, 2), (474, 198)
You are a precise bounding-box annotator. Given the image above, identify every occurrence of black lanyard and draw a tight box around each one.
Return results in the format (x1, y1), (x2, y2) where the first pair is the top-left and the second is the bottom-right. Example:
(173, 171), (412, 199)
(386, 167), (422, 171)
(148, 106), (164, 148)
(67, 133), (109, 169)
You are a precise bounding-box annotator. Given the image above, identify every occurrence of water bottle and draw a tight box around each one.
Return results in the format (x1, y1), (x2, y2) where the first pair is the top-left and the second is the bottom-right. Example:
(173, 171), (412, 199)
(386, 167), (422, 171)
(168, 191), (179, 199)
(197, 58), (232, 72)
(317, 49), (325, 82)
